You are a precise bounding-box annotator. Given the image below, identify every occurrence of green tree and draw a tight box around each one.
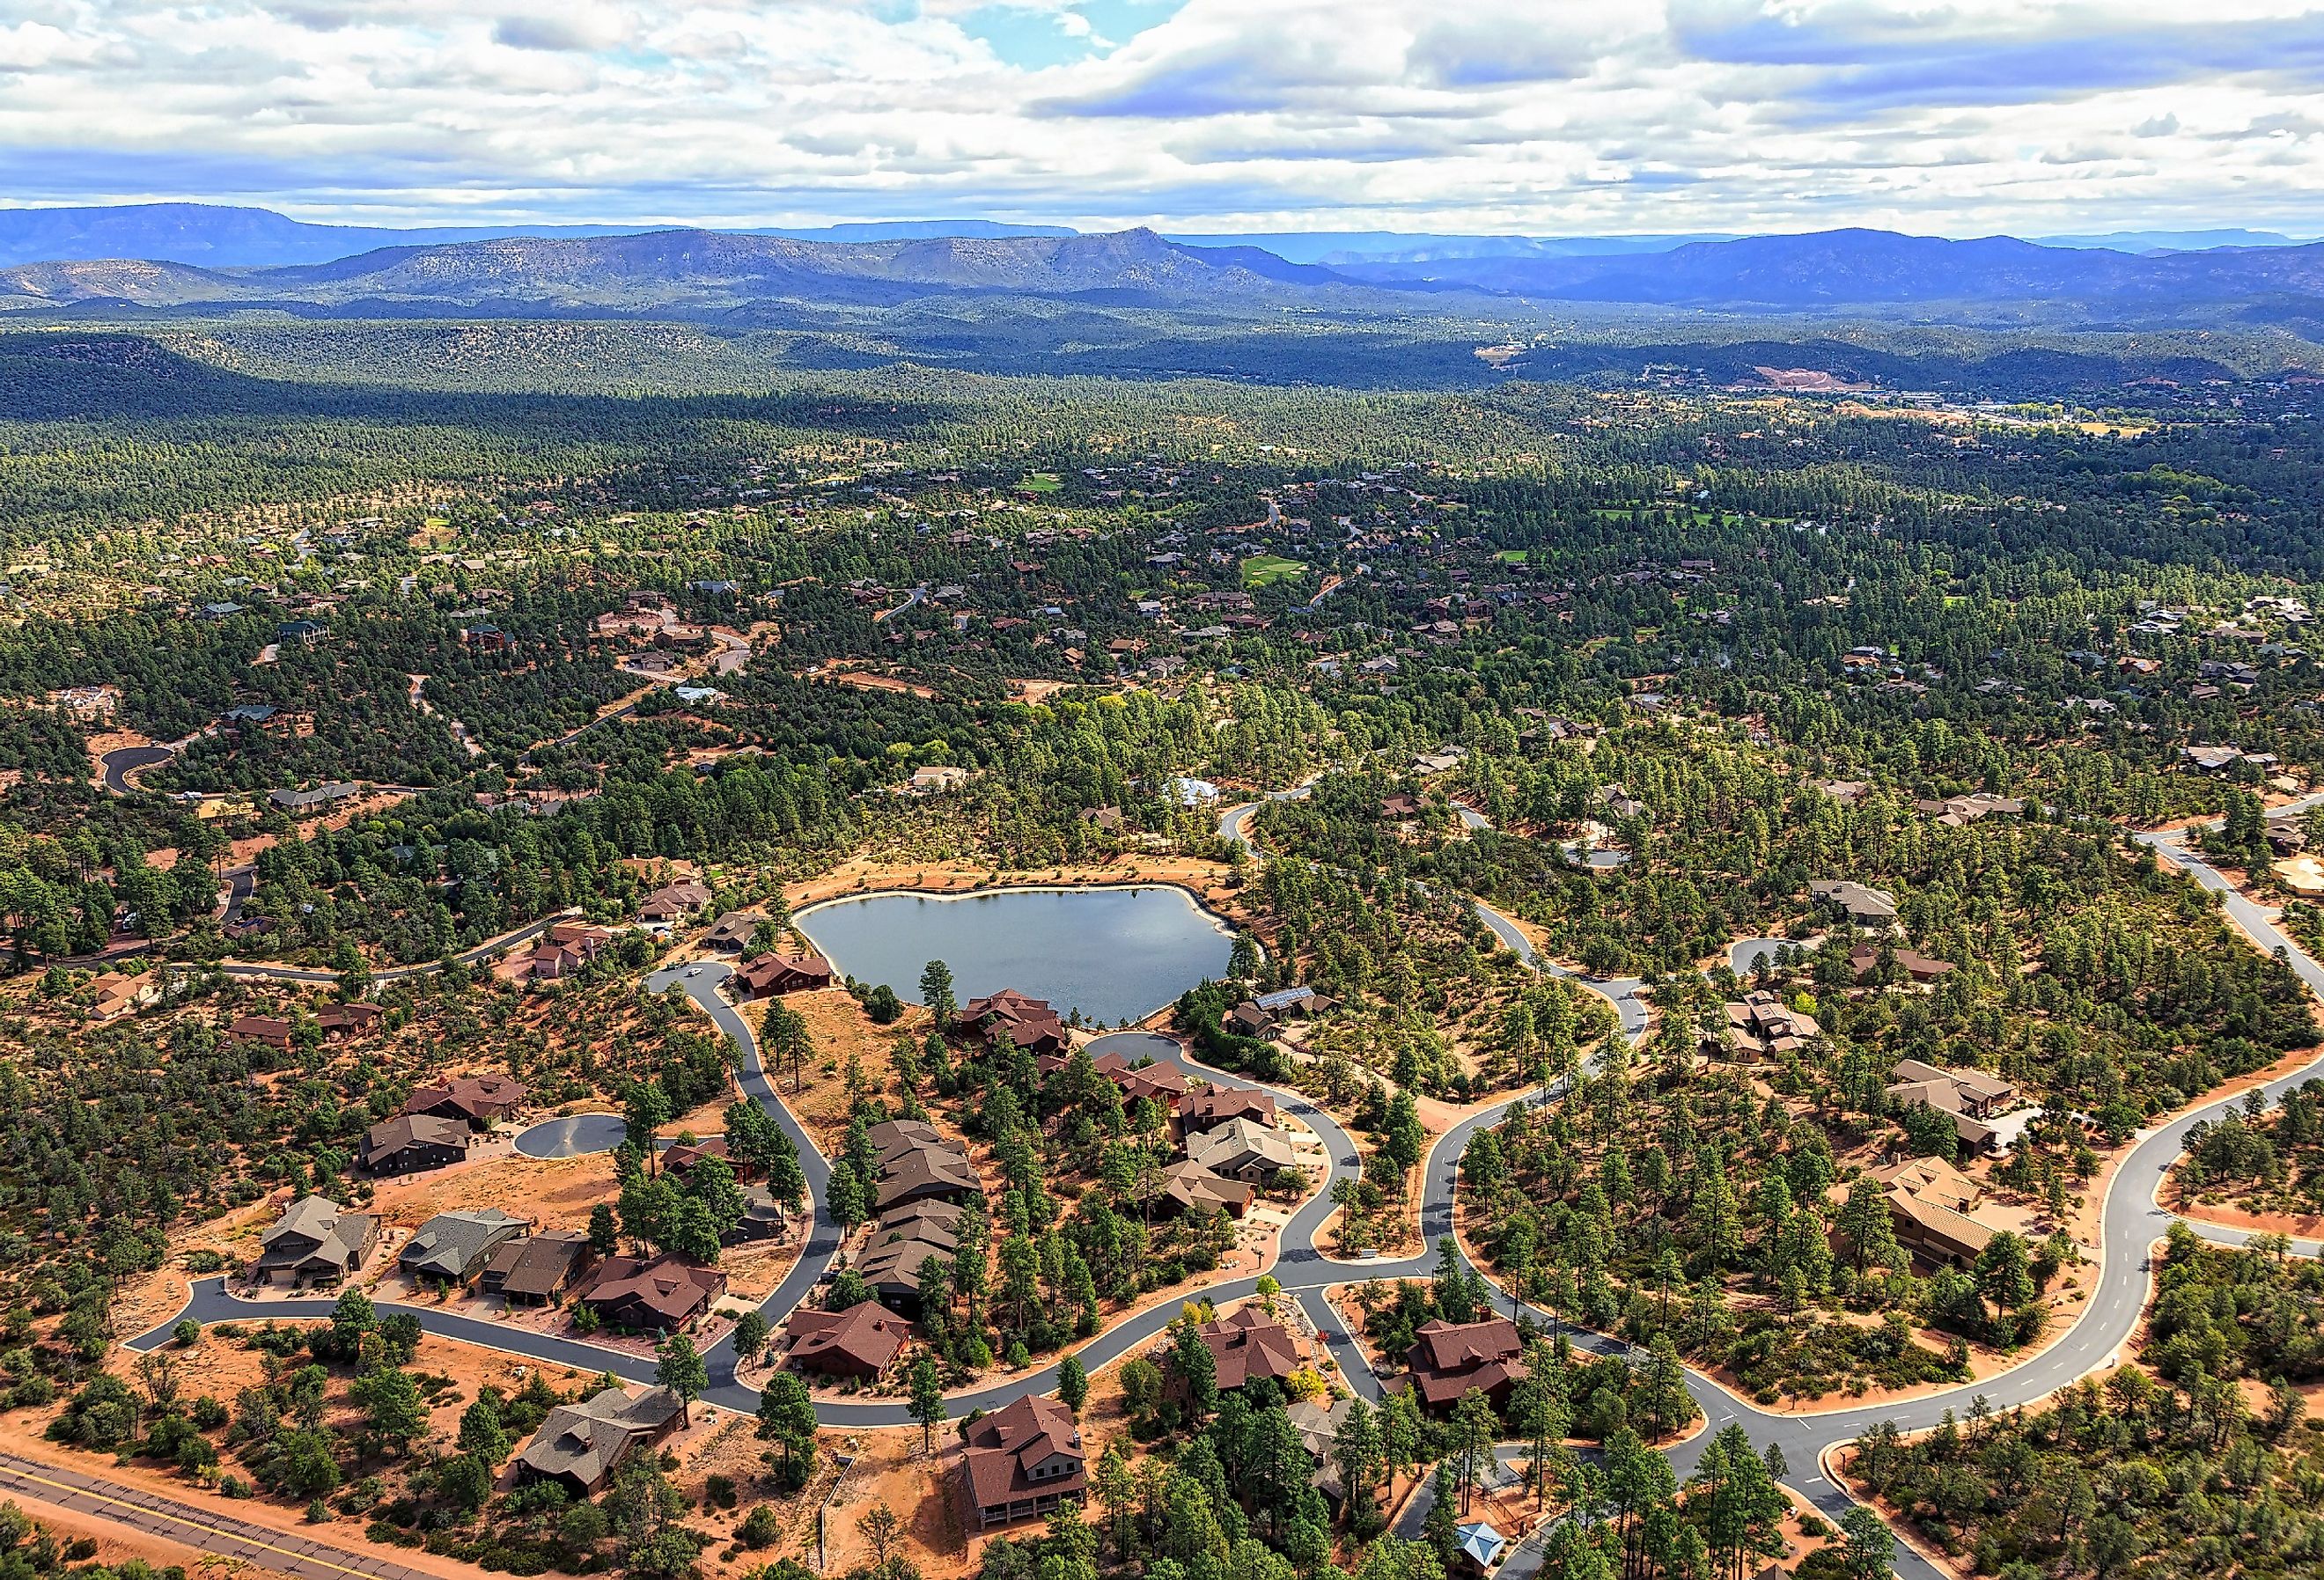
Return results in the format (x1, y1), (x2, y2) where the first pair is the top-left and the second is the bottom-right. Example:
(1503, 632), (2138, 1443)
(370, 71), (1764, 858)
(908, 1356), (947, 1452)
(756, 1372), (819, 1490)
(655, 1334), (708, 1425)
(920, 959), (957, 1025)
(1057, 1353), (1088, 1412)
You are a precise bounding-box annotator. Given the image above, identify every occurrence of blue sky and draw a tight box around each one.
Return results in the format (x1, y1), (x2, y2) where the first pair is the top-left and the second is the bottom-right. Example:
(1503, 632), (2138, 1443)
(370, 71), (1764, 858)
(0, 1), (2319, 236)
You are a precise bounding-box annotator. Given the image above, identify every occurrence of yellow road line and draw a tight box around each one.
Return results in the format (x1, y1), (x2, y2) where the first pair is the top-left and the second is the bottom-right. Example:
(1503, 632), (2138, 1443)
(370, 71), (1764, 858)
(0, 1459), (391, 1580)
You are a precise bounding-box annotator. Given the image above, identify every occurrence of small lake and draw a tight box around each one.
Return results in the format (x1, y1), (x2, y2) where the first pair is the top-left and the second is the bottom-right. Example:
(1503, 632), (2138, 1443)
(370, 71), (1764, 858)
(794, 886), (1235, 1025)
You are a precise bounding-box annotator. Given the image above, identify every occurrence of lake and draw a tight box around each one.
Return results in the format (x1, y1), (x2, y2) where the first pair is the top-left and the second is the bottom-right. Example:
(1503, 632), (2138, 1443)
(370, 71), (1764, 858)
(793, 885), (1235, 1025)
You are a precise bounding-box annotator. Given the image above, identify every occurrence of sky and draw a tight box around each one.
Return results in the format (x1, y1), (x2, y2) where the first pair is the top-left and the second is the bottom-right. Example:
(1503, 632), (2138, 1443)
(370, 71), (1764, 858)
(1, 0), (2321, 236)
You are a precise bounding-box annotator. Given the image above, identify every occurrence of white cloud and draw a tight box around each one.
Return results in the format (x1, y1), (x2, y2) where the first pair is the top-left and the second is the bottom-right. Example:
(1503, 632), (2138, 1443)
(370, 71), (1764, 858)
(0, 0), (2316, 234)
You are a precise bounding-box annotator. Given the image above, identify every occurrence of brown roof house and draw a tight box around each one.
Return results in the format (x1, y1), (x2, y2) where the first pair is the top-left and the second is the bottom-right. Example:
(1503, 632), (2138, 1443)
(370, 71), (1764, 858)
(1188, 1116), (1299, 1186)
(860, 1201), (962, 1312)
(783, 1300), (913, 1380)
(702, 911), (769, 952)
(1186, 1305), (1306, 1393)
(315, 1002), (384, 1039)
(868, 1120), (981, 1213)
(227, 1014), (294, 1052)
(253, 1197), (379, 1289)
(960, 1394), (1087, 1532)
(734, 951), (835, 999)
(88, 972), (160, 1023)
(1161, 1158), (1254, 1219)
(1717, 992), (1821, 1059)
(1849, 944), (1956, 984)
(402, 1074), (528, 1130)
(359, 1113), (468, 1175)
(582, 1253), (727, 1333)
(1181, 1084), (1279, 1134)
(514, 1385), (688, 1496)
(1845, 1157), (1997, 1267)
(637, 879), (714, 925)
(1404, 1318), (1527, 1410)
(1885, 1059), (2019, 1153)
(482, 1230), (595, 1305)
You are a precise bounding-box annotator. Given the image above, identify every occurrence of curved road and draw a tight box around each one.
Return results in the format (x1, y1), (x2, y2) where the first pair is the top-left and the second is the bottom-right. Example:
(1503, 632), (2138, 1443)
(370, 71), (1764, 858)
(122, 804), (2324, 1579)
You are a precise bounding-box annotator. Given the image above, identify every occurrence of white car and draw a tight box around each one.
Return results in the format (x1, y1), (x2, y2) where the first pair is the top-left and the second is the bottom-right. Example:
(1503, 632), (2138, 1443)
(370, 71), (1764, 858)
(685, 966), (702, 979)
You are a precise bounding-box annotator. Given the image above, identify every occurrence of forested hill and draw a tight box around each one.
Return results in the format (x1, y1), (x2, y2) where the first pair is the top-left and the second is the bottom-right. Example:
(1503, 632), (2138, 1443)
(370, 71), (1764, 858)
(5, 225), (2324, 340)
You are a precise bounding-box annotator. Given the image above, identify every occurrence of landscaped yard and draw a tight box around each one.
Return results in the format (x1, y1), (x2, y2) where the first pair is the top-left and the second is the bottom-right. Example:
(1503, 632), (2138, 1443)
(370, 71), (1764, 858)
(1242, 554), (1307, 587)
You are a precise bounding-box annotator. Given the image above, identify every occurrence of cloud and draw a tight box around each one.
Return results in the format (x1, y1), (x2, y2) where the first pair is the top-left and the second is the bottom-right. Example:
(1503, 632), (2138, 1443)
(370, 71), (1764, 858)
(0, 0), (2317, 237)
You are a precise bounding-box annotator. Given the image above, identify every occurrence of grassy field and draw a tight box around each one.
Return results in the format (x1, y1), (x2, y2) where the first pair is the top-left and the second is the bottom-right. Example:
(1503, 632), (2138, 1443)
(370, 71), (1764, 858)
(1242, 554), (1307, 587)
(1017, 473), (1063, 493)
(1496, 547), (1531, 563)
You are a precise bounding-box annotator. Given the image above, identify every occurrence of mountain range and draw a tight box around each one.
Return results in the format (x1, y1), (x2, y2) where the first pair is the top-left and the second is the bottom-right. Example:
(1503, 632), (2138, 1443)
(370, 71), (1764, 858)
(4, 215), (2324, 331)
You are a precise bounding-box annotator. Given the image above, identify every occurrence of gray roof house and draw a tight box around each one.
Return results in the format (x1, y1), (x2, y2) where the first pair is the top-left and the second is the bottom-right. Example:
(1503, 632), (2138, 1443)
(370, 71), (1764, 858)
(1808, 878), (1899, 930)
(514, 1385), (689, 1495)
(1188, 1117), (1300, 1185)
(254, 1197), (379, 1289)
(399, 1208), (533, 1286)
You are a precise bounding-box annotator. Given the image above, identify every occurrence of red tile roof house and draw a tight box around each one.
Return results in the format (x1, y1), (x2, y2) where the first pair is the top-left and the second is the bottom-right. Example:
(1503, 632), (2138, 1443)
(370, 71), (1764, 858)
(961, 988), (1072, 1059)
(581, 1254), (728, 1334)
(960, 1394), (1087, 1532)
(783, 1299), (913, 1381)
(401, 1074), (529, 1130)
(636, 879), (715, 925)
(226, 1014), (294, 1052)
(1092, 1049), (1190, 1109)
(733, 951), (835, 999)
(1403, 1318), (1529, 1411)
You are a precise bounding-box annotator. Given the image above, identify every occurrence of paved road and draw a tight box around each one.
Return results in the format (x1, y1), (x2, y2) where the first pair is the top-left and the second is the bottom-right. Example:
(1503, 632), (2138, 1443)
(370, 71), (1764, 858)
(0, 1451), (439, 1580)
(99, 744), (175, 796)
(214, 908), (579, 986)
(117, 798), (2324, 1580)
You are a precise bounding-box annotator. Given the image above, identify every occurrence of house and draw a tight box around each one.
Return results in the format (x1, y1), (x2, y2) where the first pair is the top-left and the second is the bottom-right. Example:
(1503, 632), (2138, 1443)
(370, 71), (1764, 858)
(227, 1014), (294, 1052)
(269, 782), (360, 814)
(253, 1197), (379, 1289)
(1717, 992), (1820, 1059)
(88, 971), (159, 1022)
(521, 922), (616, 982)
(1188, 1116), (1299, 1186)
(1846, 1157), (1997, 1266)
(1914, 792), (2026, 827)
(702, 911), (767, 952)
(868, 1120), (981, 1212)
(482, 1231), (595, 1305)
(859, 1201), (962, 1312)
(315, 1002), (384, 1038)
(637, 879), (715, 925)
(1160, 1158), (1254, 1219)
(909, 765), (968, 794)
(581, 1253), (728, 1332)
(359, 1114), (469, 1175)
(961, 988), (1071, 1058)
(661, 1137), (730, 1179)
(1849, 944), (1956, 984)
(1092, 1050), (1189, 1110)
(1380, 792), (1424, 819)
(399, 1209), (533, 1287)
(1253, 986), (1337, 1020)
(1226, 1003), (1276, 1038)
(1885, 1059), (2019, 1153)
(1287, 1395), (1354, 1502)
(1808, 878), (1899, 930)
(733, 951), (835, 998)
(1188, 1304), (1307, 1393)
(514, 1385), (688, 1496)
(1181, 1084), (1278, 1134)
(402, 1074), (528, 1130)
(1403, 1318), (1527, 1409)
(959, 1394), (1087, 1532)
(783, 1300), (913, 1380)
(726, 1185), (790, 1245)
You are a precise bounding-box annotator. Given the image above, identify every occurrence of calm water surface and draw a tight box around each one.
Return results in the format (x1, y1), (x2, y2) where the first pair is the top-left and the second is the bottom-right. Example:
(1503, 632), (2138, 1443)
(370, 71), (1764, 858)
(794, 886), (1233, 1025)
